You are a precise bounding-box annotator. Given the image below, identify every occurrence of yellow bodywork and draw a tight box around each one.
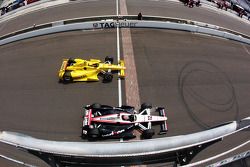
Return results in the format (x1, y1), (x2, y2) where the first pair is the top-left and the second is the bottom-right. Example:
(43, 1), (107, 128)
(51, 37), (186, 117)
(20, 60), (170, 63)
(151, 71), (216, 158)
(58, 58), (126, 82)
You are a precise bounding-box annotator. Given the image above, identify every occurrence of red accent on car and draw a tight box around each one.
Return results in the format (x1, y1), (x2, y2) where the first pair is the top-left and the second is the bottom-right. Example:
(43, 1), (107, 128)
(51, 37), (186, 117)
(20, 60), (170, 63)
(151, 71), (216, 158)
(26, 0), (39, 4)
(88, 109), (92, 125)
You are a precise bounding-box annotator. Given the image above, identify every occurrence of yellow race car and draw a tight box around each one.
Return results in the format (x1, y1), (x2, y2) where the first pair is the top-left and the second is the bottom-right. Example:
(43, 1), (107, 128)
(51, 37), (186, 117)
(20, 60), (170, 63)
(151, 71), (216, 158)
(58, 57), (125, 83)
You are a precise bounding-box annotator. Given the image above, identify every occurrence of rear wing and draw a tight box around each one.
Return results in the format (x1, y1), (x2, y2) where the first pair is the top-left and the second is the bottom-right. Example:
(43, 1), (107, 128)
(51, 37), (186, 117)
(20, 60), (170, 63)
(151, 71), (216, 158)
(58, 59), (69, 78)
(83, 109), (92, 126)
(60, 59), (68, 71)
(157, 107), (168, 134)
(118, 60), (125, 78)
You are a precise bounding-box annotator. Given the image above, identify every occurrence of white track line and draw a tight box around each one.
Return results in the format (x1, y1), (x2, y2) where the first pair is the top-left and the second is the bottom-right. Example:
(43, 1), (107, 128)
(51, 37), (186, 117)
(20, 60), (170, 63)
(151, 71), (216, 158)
(182, 140), (250, 167)
(116, 0), (122, 107)
(0, 154), (36, 167)
(116, 0), (119, 17)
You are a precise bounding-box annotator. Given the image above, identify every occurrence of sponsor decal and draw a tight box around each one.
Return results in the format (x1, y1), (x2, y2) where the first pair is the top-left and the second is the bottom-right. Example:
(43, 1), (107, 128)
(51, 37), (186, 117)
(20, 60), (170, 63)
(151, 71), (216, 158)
(82, 130), (87, 135)
(93, 23), (98, 28)
(100, 117), (116, 120)
(93, 22), (137, 29)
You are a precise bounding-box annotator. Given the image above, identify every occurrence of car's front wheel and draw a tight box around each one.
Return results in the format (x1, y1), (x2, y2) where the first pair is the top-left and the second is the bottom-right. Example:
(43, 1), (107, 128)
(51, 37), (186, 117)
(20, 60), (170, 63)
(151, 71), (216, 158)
(88, 128), (100, 139)
(81, 126), (89, 138)
(91, 103), (101, 110)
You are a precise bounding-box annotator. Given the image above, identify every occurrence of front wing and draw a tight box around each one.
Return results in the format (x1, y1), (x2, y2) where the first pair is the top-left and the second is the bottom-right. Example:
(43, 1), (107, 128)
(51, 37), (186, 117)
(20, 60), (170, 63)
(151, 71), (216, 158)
(157, 107), (168, 134)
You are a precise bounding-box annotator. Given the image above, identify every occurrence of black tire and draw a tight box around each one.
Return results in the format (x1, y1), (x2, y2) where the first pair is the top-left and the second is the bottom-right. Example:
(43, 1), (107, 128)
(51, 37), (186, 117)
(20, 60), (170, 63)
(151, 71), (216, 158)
(141, 129), (155, 139)
(121, 105), (135, 113)
(141, 103), (152, 111)
(100, 105), (113, 109)
(88, 128), (100, 138)
(103, 72), (113, 82)
(81, 126), (89, 138)
(63, 71), (73, 82)
(105, 56), (114, 64)
(19, 2), (24, 7)
(91, 103), (101, 110)
(68, 58), (76, 66)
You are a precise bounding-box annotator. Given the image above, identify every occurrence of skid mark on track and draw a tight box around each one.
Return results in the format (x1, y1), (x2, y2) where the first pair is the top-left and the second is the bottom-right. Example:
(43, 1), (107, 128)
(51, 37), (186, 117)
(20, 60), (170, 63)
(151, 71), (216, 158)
(242, 44), (250, 56)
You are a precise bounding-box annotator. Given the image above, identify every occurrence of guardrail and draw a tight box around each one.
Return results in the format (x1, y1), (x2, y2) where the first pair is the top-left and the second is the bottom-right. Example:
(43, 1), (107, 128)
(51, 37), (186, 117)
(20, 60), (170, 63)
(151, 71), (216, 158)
(0, 117), (249, 166)
(0, 122), (237, 156)
(0, 15), (250, 46)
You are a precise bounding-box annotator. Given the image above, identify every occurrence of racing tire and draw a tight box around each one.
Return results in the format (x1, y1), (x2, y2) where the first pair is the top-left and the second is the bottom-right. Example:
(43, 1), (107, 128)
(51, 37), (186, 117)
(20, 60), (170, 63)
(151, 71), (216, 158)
(103, 72), (113, 82)
(141, 129), (155, 139)
(63, 71), (73, 83)
(91, 103), (101, 110)
(105, 56), (114, 64)
(195, 2), (200, 7)
(68, 58), (76, 66)
(88, 128), (100, 139)
(81, 126), (89, 138)
(19, 2), (25, 7)
(121, 105), (135, 113)
(141, 103), (152, 111)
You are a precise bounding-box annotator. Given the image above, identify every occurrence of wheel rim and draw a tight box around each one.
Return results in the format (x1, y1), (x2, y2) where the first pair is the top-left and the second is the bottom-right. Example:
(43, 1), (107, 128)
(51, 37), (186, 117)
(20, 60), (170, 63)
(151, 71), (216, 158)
(64, 77), (71, 81)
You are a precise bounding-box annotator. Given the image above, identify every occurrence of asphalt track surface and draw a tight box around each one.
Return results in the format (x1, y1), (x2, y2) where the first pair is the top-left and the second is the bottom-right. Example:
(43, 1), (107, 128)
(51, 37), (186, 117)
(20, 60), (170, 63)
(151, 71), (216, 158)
(0, 0), (250, 166)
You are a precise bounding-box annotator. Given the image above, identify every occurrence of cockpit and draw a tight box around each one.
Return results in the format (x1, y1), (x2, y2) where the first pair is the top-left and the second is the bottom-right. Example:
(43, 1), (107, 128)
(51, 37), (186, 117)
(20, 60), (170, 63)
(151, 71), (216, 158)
(122, 114), (136, 122)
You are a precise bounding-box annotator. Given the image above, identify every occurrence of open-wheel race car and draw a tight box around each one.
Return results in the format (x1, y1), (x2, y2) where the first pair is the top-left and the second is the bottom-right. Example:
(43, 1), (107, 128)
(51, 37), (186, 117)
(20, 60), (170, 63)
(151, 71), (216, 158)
(58, 56), (125, 83)
(81, 103), (168, 140)
(183, 0), (201, 7)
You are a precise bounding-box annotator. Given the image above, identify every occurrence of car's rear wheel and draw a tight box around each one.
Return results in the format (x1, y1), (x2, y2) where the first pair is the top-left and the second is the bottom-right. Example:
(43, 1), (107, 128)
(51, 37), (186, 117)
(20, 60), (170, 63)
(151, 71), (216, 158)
(141, 129), (155, 139)
(88, 128), (100, 139)
(141, 103), (152, 111)
(68, 58), (76, 66)
(91, 103), (101, 110)
(81, 126), (89, 138)
(105, 56), (114, 64)
(103, 72), (113, 82)
(121, 105), (135, 113)
(63, 71), (73, 82)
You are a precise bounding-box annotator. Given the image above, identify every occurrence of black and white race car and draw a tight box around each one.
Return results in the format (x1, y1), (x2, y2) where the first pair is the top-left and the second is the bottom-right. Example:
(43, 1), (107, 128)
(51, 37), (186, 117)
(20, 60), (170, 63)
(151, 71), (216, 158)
(81, 103), (168, 140)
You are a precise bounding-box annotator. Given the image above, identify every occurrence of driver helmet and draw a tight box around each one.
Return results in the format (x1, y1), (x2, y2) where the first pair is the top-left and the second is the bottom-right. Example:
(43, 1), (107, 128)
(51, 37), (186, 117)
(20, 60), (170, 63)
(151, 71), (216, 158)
(122, 115), (130, 120)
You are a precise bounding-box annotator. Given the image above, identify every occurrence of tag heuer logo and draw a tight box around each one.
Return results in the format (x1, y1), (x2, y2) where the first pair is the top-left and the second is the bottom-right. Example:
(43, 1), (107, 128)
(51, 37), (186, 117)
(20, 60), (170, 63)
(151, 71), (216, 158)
(93, 23), (98, 28)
